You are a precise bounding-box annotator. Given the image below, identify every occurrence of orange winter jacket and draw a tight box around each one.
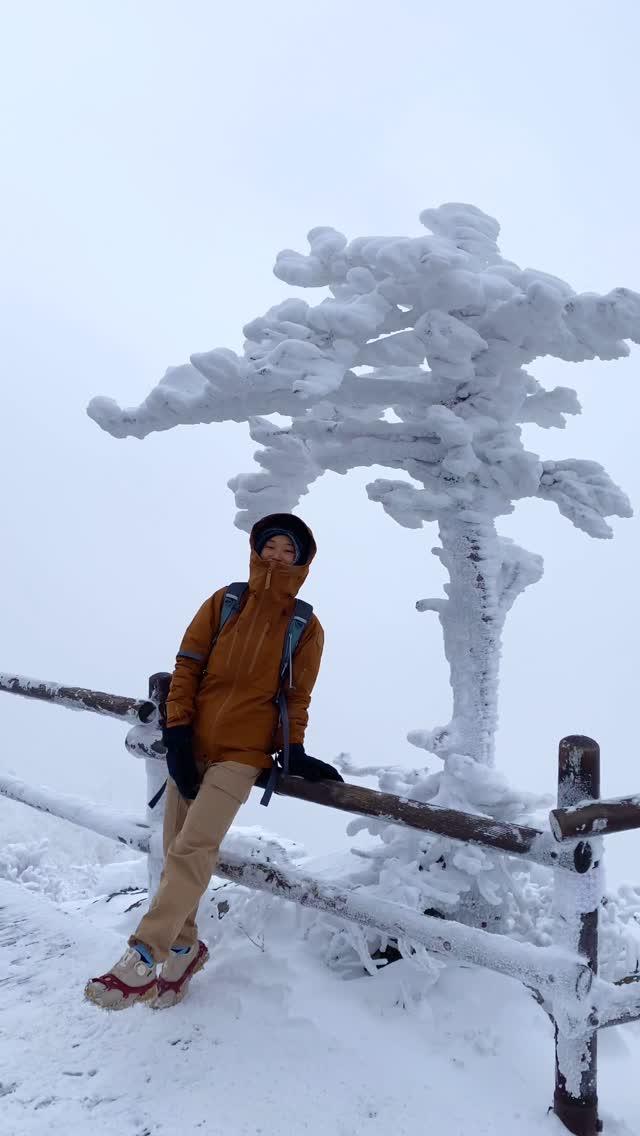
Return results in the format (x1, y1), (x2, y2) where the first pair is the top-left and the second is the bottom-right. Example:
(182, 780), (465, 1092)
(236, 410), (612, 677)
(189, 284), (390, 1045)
(165, 518), (323, 770)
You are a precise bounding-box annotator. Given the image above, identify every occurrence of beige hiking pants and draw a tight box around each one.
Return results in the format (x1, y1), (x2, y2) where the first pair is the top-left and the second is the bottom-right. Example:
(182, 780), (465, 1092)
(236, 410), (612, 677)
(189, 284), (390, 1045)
(130, 760), (259, 963)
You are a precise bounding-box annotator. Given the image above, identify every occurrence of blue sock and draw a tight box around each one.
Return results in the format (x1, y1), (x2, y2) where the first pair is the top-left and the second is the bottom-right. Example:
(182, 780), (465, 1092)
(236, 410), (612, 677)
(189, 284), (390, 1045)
(171, 946), (190, 954)
(133, 942), (154, 967)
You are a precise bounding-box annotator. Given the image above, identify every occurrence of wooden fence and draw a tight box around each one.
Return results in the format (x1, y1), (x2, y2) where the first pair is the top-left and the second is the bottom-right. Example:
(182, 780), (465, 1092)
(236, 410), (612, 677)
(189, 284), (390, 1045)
(2, 668), (640, 1136)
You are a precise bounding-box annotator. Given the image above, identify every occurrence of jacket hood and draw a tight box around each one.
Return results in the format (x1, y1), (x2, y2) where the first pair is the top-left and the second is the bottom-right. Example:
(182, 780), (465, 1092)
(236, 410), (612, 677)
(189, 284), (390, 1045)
(248, 513), (316, 602)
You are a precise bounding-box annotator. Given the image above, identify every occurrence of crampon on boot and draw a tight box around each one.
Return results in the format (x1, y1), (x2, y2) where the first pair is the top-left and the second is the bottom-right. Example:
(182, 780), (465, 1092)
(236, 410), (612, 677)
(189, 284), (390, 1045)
(84, 946), (157, 1010)
(152, 940), (209, 1009)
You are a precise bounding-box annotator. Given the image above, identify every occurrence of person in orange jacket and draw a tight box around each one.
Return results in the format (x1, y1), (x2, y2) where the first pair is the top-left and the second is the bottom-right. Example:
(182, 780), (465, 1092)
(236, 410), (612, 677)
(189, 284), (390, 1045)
(85, 513), (342, 1011)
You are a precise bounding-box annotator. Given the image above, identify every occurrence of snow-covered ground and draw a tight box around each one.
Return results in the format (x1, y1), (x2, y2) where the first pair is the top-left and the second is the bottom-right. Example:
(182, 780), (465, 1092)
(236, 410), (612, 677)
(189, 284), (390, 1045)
(1, 836), (639, 1136)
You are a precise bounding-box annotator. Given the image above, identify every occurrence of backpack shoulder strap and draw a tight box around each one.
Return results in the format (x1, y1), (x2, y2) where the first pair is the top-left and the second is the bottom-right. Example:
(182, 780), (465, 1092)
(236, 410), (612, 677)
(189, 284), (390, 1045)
(213, 583), (248, 648)
(279, 600), (314, 684)
(261, 600), (315, 808)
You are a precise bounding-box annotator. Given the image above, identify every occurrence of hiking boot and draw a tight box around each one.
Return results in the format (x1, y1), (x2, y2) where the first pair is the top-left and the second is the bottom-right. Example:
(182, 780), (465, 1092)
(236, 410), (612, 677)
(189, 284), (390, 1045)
(151, 940), (209, 1009)
(84, 946), (157, 1010)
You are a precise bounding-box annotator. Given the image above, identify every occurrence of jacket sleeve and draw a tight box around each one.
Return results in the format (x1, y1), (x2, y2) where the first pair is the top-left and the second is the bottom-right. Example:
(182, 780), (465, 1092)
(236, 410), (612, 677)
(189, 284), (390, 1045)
(165, 595), (218, 727)
(285, 616), (324, 746)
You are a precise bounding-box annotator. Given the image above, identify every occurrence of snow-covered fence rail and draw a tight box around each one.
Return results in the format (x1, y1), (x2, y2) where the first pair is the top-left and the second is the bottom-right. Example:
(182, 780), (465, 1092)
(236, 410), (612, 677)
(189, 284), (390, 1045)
(0, 768), (589, 997)
(3, 672), (640, 1135)
(0, 671), (154, 723)
(592, 976), (640, 1030)
(0, 771), (152, 852)
(550, 795), (640, 841)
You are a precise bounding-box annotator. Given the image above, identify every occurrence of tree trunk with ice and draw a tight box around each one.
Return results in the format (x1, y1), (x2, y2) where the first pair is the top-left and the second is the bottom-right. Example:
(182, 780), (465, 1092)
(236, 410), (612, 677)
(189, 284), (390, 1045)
(413, 519), (543, 769)
(426, 520), (504, 766)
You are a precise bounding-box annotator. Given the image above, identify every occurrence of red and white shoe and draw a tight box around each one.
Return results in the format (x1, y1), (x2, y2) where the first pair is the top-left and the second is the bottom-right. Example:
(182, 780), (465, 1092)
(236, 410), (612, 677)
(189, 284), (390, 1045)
(84, 946), (157, 1010)
(151, 940), (209, 1009)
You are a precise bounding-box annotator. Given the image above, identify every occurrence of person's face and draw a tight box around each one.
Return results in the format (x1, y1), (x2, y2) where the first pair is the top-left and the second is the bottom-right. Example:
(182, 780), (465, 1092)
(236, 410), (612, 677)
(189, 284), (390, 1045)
(260, 535), (297, 565)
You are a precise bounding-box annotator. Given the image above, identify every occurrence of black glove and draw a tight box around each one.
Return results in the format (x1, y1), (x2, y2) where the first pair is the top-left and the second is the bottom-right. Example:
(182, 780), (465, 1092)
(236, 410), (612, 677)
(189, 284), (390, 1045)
(282, 743), (344, 784)
(162, 724), (200, 800)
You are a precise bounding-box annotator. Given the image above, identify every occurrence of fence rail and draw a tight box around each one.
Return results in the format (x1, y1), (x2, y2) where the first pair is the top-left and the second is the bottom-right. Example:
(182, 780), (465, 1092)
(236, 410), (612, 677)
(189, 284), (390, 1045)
(550, 795), (640, 841)
(1, 670), (558, 868)
(2, 669), (640, 1136)
(0, 671), (154, 723)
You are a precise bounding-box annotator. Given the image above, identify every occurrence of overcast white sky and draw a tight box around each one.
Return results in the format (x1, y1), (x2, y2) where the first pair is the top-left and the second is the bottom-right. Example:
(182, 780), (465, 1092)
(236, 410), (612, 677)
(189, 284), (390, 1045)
(1, 1), (639, 880)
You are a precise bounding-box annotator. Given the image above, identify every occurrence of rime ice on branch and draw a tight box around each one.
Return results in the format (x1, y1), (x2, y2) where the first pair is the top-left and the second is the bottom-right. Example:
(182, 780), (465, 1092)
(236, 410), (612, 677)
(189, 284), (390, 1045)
(88, 203), (637, 774)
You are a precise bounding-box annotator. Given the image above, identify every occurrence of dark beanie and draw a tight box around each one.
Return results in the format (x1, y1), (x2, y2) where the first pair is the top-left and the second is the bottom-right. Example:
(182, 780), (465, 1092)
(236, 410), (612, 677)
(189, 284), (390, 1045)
(255, 526), (304, 565)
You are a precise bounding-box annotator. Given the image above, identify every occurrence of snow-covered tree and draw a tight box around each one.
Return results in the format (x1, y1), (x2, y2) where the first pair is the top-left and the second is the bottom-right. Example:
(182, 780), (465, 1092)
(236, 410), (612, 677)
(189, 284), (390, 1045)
(88, 203), (639, 939)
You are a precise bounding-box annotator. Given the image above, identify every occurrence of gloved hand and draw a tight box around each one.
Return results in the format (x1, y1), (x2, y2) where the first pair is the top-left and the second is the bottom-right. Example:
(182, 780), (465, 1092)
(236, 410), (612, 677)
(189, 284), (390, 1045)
(282, 742), (344, 784)
(162, 724), (201, 800)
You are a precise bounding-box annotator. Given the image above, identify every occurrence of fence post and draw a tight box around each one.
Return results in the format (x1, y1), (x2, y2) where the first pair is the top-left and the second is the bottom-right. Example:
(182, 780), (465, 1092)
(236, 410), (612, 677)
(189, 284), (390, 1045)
(144, 672), (171, 903)
(553, 736), (602, 1136)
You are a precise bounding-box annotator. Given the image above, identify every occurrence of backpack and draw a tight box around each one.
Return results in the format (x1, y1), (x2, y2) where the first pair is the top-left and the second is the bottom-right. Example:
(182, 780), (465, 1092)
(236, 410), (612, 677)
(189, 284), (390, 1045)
(149, 583), (313, 809)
